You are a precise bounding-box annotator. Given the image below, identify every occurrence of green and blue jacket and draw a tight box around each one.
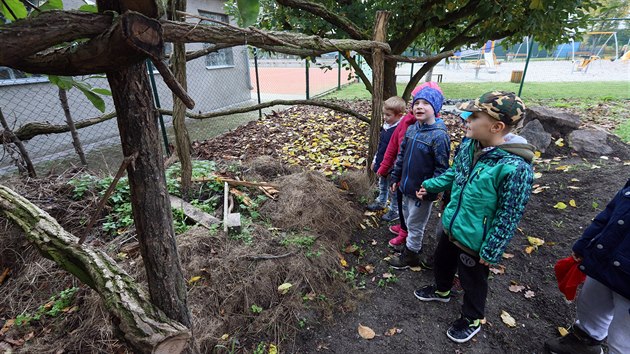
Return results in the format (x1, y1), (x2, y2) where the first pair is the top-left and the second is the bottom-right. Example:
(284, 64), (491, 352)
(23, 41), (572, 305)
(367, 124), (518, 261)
(423, 135), (535, 264)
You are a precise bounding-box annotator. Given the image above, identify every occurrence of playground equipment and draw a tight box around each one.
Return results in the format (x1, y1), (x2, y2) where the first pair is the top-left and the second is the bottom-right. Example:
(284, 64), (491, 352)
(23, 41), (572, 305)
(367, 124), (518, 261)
(572, 32), (618, 73)
(506, 37), (530, 61)
(471, 40), (500, 73)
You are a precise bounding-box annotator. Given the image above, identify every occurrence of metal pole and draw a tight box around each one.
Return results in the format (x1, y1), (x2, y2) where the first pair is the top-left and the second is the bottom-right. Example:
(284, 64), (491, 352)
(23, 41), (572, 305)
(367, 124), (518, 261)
(337, 51), (342, 90)
(146, 59), (170, 155)
(518, 37), (535, 97)
(410, 48), (415, 80)
(305, 58), (310, 99)
(253, 47), (262, 118)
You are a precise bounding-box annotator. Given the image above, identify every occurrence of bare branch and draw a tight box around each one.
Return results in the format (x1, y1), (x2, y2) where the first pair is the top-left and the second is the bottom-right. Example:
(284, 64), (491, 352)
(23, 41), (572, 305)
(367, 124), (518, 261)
(341, 52), (373, 94)
(159, 99), (370, 123)
(275, 0), (368, 40)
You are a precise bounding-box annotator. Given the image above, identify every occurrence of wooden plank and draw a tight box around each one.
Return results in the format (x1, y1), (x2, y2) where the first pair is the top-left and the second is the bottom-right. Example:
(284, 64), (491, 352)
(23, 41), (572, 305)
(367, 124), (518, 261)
(169, 194), (220, 230)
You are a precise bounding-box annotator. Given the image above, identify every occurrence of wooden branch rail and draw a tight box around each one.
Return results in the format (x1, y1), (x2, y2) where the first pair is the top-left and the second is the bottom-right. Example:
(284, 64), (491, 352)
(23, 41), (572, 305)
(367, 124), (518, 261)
(0, 99), (369, 145)
(0, 185), (190, 354)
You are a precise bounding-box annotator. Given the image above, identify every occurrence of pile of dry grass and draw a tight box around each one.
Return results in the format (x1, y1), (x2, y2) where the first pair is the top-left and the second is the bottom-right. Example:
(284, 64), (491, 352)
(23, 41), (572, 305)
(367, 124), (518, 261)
(1, 168), (360, 353)
(260, 171), (363, 244)
(338, 170), (375, 202)
(243, 155), (297, 181)
(0, 218), (123, 353)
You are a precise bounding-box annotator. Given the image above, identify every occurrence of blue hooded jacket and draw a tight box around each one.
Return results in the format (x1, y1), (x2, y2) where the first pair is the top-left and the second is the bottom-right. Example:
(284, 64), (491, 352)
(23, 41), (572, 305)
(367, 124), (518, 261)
(573, 178), (630, 300)
(390, 118), (450, 200)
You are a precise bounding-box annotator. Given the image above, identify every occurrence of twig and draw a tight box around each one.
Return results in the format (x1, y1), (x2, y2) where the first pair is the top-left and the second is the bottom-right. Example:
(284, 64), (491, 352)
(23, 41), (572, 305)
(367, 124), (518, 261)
(23, 0), (41, 12)
(0, 107), (36, 177)
(244, 252), (294, 260)
(79, 151), (139, 244)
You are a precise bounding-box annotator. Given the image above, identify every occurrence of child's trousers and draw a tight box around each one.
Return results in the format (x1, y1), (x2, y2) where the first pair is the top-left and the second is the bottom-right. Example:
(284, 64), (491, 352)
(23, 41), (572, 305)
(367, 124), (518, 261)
(375, 176), (398, 212)
(434, 230), (489, 320)
(402, 196), (431, 252)
(575, 276), (630, 354)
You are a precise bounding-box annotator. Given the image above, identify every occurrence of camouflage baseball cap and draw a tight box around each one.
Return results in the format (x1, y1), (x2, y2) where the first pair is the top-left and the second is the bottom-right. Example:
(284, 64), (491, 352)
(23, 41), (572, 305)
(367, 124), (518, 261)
(457, 91), (526, 125)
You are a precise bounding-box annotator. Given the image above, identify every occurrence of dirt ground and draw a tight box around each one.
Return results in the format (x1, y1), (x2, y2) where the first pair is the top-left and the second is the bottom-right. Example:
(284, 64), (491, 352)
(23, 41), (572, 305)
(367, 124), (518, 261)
(293, 161), (630, 354)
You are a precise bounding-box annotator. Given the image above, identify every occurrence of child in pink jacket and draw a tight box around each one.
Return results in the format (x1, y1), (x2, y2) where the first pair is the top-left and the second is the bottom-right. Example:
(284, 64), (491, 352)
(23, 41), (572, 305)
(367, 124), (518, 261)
(377, 82), (443, 249)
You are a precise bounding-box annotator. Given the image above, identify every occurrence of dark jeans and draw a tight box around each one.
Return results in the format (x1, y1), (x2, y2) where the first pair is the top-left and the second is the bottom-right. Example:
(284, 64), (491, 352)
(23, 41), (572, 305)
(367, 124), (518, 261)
(434, 230), (490, 320)
(397, 188), (407, 231)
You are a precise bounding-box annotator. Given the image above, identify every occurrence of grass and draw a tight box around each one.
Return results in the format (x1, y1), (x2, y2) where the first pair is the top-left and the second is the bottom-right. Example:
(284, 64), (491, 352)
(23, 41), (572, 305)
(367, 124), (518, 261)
(616, 120), (630, 143)
(325, 81), (630, 100)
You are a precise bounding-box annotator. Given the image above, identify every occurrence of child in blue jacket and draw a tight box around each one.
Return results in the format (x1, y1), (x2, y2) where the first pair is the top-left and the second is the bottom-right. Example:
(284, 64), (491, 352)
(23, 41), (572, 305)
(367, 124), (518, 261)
(387, 88), (450, 269)
(545, 179), (630, 354)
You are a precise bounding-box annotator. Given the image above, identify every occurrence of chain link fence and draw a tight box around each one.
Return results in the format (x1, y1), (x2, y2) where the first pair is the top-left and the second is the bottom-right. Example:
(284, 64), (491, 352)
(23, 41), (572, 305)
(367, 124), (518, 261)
(0, 47), (356, 177)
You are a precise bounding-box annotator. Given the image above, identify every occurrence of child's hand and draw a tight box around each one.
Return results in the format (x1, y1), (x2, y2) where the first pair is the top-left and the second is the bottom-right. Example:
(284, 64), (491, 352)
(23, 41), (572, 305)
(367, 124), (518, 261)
(572, 252), (583, 262)
(416, 186), (427, 200)
(479, 258), (490, 267)
(370, 161), (375, 170)
(390, 183), (397, 193)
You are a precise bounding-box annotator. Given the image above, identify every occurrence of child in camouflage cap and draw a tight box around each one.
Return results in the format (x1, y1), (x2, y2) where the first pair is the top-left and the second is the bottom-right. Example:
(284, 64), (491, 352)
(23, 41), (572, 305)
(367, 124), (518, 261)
(414, 91), (535, 343)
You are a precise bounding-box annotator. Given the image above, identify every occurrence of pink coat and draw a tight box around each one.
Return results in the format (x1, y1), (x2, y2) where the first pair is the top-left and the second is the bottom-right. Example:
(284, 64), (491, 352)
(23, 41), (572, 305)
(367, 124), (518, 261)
(376, 81), (443, 176)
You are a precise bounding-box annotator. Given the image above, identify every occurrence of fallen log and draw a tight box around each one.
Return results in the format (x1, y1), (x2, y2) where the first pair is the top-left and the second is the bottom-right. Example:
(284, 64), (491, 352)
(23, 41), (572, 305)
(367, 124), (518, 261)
(0, 184), (190, 354)
(169, 194), (221, 229)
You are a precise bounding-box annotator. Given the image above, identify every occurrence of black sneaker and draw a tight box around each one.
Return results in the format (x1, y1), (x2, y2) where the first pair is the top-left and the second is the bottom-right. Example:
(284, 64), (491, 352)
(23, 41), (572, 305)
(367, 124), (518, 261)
(414, 285), (451, 302)
(544, 325), (603, 354)
(446, 317), (481, 343)
(387, 246), (421, 269)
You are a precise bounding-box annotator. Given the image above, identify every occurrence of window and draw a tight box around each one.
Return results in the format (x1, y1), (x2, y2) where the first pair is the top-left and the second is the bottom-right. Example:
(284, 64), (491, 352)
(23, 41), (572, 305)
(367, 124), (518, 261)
(0, 67), (47, 86)
(198, 10), (234, 68)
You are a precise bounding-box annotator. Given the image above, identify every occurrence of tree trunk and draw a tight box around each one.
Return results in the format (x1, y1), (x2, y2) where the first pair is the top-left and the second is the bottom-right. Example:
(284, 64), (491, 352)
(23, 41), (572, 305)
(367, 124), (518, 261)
(367, 11), (390, 179)
(107, 61), (193, 330)
(170, 0), (192, 199)
(401, 59), (441, 102)
(0, 184), (190, 354)
(58, 88), (88, 166)
(382, 60), (398, 99)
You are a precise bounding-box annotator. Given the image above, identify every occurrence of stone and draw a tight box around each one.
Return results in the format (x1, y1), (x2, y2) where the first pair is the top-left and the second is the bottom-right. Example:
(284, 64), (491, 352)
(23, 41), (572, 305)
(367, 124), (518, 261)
(525, 106), (580, 135)
(520, 119), (552, 152)
(568, 129), (630, 159)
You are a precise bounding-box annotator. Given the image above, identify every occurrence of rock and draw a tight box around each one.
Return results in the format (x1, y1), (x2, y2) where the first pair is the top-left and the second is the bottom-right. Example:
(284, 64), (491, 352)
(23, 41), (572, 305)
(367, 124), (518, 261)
(525, 106), (580, 135)
(520, 119), (552, 152)
(569, 129), (630, 159)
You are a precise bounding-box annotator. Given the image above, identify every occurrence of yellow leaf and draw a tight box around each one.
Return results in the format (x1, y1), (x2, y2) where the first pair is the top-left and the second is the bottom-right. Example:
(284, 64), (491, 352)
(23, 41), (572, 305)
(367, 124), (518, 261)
(558, 327), (569, 336)
(527, 236), (545, 247)
(358, 324), (376, 339)
(502, 253), (515, 259)
(501, 310), (517, 328)
(340, 258), (348, 268)
(269, 343), (278, 354)
(569, 199), (577, 208)
(555, 165), (569, 171)
(220, 334), (229, 340)
(525, 245), (535, 254)
(554, 202), (567, 210)
(188, 276), (202, 284)
(534, 151), (541, 158)
(409, 266), (423, 272)
(555, 138), (565, 147)
(534, 172), (543, 179)
(277, 283), (293, 294)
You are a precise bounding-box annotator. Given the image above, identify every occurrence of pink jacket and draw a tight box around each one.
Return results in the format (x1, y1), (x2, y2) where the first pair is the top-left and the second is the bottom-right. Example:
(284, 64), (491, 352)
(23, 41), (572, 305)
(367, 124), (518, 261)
(376, 82), (443, 176)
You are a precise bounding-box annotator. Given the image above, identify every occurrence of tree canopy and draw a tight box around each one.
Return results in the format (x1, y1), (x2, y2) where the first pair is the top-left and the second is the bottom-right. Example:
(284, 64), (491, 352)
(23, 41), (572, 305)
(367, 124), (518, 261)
(232, 0), (600, 99)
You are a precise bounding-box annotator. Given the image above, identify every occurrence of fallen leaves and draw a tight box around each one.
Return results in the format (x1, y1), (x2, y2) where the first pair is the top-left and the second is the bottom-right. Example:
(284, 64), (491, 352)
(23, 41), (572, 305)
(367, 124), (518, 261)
(188, 275), (202, 285)
(277, 283), (293, 294)
(508, 284), (525, 293)
(553, 202), (567, 210)
(569, 199), (577, 208)
(384, 327), (402, 336)
(489, 265), (506, 275)
(524, 290), (535, 298)
(358, 324), (376, 339)
(558, 327), (569, 336)
(500, 310), (517, 328)
(0, 268), (10, 286)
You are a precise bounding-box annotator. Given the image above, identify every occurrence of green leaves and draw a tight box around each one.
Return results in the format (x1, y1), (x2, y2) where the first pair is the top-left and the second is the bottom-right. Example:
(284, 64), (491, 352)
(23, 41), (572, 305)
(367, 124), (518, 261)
(235, 0), (260, 26)
(38, 0), (64, 11)
(0, 0), (27, 21)
(78, 4), (98, 13)
(48, 76), (109, 112)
